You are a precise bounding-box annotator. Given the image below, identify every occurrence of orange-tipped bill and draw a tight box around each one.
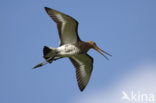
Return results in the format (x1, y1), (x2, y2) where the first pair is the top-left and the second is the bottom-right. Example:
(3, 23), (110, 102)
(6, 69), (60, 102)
(93, 45), (112, 60)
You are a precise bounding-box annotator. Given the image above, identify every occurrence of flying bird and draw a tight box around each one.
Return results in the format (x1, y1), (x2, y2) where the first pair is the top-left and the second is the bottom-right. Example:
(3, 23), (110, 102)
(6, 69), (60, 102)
(33, 7), (112, 91)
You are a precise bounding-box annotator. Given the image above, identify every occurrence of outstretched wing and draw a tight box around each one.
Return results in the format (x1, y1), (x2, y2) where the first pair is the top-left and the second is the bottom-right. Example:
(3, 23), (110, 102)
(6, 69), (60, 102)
(45, 7), (81, 46)
(69, 54), (94, 91)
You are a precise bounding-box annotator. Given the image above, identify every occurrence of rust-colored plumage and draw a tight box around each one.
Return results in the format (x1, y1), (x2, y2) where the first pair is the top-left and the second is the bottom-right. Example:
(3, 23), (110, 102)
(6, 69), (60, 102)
(33, 7), (111, 91)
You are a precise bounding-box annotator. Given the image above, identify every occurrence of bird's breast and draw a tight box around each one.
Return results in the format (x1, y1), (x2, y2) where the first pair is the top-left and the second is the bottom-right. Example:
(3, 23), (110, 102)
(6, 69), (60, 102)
(57, 44), (80, 57)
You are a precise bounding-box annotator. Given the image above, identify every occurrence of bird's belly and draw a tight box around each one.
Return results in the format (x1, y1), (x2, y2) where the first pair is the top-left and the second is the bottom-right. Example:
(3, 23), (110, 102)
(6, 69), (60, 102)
(57, 44), (80, 57)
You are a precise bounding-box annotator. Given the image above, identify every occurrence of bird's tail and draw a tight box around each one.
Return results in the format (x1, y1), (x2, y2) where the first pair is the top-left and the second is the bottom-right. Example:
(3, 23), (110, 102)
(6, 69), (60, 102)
(43, 46), (57, 63)
(32, 46), (62, 69)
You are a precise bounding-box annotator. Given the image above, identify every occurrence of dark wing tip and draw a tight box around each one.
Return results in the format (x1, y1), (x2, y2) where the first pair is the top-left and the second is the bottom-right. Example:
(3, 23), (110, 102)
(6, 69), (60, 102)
(79, 86), (85, 92)
(77, 79), (86, 92)
(44, 7), (51, 12)
(44, 7), (50, 10)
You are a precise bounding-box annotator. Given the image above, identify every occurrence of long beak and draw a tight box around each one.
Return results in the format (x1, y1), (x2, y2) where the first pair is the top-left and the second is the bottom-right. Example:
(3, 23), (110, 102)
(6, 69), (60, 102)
(93, 45), (112, 60)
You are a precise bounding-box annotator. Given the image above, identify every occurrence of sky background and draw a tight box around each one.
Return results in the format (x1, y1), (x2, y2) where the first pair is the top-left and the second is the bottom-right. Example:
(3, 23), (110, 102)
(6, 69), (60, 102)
(0, 0), (156, 103)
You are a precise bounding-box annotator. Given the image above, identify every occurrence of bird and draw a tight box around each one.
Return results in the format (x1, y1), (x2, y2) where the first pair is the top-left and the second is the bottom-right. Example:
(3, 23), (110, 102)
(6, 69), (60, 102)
(33, 7), (112, 91)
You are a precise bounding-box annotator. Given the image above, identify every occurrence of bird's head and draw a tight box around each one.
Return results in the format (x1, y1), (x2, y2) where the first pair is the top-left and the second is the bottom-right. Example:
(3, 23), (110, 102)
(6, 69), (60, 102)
(87, 41), (112, 60)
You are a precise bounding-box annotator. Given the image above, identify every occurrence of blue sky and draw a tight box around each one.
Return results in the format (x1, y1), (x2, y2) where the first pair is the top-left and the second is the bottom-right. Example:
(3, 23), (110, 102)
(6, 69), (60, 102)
(0, 0), (156, 103)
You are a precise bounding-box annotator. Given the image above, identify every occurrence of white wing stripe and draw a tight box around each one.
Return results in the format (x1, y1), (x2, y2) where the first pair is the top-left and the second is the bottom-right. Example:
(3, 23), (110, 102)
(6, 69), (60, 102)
(72, 56), (87, 78)
(55, 13), (66, 33)
(45, 7), (81, 45)
(55, 13), (64, 22)
(69, 54), (93, 91)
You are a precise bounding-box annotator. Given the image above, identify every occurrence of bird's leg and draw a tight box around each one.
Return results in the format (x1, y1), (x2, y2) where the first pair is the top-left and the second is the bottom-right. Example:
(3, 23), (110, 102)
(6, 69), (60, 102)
(47, 56), (62, 63)
(53, 57), (63, 61)
(32, 56), (62, 69)
(32, 61), (48, 69)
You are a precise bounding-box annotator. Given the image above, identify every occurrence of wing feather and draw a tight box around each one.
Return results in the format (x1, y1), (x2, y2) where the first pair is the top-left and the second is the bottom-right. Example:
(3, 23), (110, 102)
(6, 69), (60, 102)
(69, 54), (93, 91)
(45, 7), (81, 46)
